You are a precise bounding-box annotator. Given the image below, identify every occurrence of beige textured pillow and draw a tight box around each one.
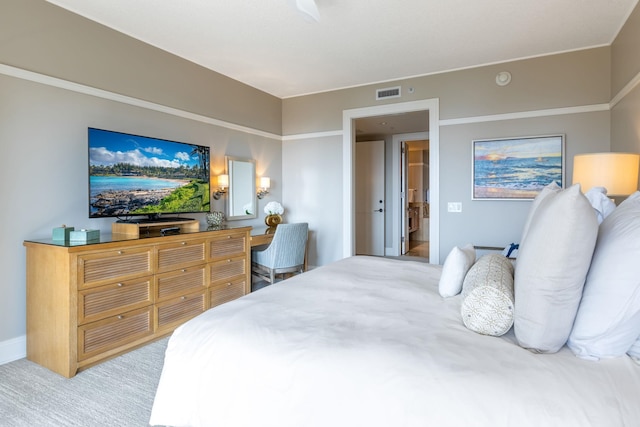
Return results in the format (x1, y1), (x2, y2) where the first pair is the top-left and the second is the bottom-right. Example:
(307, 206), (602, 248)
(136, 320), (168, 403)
(514, 184), (598, 353)
(461, 254), (514, 336)
(439, 243), (476, 298)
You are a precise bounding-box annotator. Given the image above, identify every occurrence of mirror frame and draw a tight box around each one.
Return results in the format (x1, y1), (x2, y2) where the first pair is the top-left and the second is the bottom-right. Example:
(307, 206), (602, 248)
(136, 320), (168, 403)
(225, 156), (257, 220)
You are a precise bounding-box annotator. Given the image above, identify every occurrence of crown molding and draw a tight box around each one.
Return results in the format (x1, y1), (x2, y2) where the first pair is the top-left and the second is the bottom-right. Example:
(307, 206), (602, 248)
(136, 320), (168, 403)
(0, 63), (281, 141)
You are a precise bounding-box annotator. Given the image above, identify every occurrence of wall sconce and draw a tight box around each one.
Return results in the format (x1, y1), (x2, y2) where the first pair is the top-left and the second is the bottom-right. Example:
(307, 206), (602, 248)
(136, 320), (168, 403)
(257, 176), (270, 199)
(572, 152), (640, 196)
(212, 174), (229, 200)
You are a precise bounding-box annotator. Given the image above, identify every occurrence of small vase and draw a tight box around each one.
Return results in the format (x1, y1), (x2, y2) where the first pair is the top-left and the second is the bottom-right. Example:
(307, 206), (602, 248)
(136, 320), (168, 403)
(265, 214), (282, 227)
(206, 211), (225, 229)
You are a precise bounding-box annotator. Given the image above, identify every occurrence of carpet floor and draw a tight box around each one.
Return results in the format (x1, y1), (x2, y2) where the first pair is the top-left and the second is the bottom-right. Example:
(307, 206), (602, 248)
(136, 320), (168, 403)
(0, 337), (168, 427)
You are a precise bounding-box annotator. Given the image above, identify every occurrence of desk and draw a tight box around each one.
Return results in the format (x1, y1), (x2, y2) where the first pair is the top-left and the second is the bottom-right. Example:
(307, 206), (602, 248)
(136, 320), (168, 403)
(250, 226), (276, 247)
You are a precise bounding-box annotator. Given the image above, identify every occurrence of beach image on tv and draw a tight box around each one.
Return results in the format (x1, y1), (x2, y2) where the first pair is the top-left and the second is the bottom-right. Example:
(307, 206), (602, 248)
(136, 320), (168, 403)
(473, 135), (563, 200)
(88, 128), (210, 217)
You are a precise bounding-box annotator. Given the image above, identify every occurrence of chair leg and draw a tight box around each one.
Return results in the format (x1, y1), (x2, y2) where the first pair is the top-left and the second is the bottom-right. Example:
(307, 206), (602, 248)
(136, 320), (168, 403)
(270, 269), (275, 284)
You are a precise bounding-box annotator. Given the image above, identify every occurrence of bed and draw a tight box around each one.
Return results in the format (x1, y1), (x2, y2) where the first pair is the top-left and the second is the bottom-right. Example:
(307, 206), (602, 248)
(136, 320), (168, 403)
(149, 254), (640, 427)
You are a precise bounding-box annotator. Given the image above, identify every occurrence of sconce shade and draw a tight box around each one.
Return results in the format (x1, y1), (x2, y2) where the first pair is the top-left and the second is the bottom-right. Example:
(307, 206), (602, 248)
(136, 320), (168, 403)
(572, 153), (640, 196)
(260, 177), (271, 189)
(218, 174), (229, 188)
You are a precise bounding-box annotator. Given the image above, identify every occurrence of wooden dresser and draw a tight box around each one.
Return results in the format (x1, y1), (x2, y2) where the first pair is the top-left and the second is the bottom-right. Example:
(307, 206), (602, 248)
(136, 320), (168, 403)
(24, 225), (251, 378)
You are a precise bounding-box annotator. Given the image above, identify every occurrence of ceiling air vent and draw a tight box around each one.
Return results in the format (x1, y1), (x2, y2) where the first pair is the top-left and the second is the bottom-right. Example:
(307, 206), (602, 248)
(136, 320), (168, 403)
(376, 86), (401, 100)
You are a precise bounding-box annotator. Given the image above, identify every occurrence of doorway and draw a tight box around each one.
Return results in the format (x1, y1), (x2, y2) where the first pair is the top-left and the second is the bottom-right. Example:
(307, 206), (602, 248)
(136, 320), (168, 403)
(404, 139), (430, 258)
(342, 99), (440, 264)
(393, 132), (430, 258)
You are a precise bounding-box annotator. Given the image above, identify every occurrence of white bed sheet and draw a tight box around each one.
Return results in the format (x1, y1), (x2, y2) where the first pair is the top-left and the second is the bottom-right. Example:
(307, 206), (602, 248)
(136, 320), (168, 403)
(150, 256), (640, 427)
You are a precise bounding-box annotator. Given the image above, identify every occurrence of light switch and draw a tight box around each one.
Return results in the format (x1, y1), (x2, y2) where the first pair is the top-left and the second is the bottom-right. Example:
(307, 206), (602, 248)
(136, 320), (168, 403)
(447, 202), (462, 213)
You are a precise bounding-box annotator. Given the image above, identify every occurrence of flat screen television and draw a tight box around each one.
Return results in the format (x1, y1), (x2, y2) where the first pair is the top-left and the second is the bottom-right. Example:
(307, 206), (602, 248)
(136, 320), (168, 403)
(88, 128), (210, 222)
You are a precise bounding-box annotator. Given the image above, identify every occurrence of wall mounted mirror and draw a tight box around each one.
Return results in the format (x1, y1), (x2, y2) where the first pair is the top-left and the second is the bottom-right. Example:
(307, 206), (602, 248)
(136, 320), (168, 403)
(225, 156), (256, 220)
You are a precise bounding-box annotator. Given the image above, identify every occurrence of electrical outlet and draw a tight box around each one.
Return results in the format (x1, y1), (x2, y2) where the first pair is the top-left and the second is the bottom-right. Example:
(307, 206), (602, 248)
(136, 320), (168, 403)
(447, 202), (462, 213)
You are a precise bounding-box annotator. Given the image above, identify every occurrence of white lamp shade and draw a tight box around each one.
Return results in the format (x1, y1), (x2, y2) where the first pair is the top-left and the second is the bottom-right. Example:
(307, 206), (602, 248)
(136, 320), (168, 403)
(217, 174), (229, 188)
(260, 177), (271, 189)
(572, 153), (640, 196)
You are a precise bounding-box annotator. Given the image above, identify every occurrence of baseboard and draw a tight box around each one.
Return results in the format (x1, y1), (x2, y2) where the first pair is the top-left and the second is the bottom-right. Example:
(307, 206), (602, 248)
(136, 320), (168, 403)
(0, 335), (26, 365)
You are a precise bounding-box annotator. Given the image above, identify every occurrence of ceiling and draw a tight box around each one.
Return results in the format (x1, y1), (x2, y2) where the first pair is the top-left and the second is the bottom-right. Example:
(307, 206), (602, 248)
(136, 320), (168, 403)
(355, 111), (430, 139)
(45, 0), (638, 99)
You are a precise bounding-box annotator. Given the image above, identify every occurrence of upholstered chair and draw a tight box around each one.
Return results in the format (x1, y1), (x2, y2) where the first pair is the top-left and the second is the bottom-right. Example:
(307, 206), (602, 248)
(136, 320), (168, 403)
(251, 222), (309, 284)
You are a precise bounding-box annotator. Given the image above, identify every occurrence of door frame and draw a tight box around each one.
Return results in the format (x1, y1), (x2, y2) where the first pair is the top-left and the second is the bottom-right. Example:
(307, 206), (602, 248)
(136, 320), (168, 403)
(342, 98), (440, 264)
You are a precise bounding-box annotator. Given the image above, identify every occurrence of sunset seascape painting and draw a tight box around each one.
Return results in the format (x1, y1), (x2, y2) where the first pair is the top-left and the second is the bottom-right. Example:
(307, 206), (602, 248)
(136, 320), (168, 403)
(472, 135), (564, 200)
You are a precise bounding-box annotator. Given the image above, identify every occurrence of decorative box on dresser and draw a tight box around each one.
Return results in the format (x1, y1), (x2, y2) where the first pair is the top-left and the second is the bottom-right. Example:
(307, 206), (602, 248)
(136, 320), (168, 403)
(24, 225), (251, 378)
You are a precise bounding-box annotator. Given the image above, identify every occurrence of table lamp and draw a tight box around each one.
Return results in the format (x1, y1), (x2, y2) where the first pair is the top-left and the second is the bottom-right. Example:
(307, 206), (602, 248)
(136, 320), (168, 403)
(572, 152), (640, 197)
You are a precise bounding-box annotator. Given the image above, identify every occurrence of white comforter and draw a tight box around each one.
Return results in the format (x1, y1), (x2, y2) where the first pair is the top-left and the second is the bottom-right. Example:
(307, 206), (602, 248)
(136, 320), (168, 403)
(150, 256), (640, 427)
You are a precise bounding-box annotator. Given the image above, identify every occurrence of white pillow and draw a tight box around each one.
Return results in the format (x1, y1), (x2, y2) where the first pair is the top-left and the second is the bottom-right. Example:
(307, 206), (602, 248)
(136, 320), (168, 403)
(461, 254), (514, 336)
(568, 192), (640, 360)
(519, 181), (561, 244)
(584, 186), (616, 224)
(514, 184), (598, 353)
(438, 243), (475, 298)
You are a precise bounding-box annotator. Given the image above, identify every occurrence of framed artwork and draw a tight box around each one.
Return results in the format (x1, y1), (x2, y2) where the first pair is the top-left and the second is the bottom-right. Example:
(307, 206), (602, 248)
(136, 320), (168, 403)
(472, 134), (564, 200)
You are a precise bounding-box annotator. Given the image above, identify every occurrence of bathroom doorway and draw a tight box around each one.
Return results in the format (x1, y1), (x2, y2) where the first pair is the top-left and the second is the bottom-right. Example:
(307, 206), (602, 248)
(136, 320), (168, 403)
(343, 99), (440, 264)
(404, 139), (429, 258)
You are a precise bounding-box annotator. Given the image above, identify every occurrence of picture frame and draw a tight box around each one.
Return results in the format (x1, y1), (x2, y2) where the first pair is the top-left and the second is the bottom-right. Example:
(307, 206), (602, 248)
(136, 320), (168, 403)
(472, 134), (565, 200)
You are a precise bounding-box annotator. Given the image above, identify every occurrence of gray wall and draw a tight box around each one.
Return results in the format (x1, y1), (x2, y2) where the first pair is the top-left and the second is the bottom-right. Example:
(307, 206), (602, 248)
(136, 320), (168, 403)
(0, 72), (283, 351)
(283, 48), (610, 134)
(438, 112), (609, 248)
(282, 48), (612, 265)
(0, 0), (283, 353)
(0, 0), (282, 134)
(611, 2), (640, 160)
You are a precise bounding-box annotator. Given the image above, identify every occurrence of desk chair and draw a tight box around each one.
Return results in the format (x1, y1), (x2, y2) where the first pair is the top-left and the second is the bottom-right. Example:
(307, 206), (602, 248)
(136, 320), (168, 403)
(252, 222), (309, 284)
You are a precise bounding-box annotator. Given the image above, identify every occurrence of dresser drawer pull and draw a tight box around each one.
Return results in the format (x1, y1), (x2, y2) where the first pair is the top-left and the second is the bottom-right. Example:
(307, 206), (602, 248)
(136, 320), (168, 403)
(226, 282), (232, 287)
(117, 283), (123, 287)
(181, 269), (187, 272)
(118, 251), (123, 255)
(227, 259), (232, 263)
(227, 235), (232, 239)
(181, 296), (187, 300)
(117, 315), (124, 320)
(181, 242), (187, 245)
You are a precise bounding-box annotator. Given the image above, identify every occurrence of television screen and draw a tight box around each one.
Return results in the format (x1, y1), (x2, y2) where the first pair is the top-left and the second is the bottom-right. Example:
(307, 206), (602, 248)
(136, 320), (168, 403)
(88, 128), (210, 221)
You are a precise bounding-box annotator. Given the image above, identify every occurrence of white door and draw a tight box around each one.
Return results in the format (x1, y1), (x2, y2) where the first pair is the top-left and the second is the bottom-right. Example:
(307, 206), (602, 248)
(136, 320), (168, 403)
(356, 140), (385, 256)
(400, 141), (409, 255)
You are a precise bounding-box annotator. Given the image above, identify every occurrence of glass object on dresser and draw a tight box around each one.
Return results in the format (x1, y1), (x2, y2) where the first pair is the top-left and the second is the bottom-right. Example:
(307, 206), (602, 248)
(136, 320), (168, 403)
(226, 156), (257, 220)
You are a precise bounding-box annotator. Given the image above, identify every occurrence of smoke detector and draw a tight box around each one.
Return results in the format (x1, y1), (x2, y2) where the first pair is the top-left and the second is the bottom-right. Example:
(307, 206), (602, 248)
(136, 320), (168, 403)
(496, 71), (512, 86)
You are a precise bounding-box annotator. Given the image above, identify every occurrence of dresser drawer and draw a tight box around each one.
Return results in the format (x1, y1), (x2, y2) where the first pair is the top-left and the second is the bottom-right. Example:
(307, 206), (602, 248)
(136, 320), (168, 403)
(78, 278), (153, 325)
(78, 306), (153, 361)
(208, 232), (247, 261)
(157, 239), (206, 273)
(209, 279), (246, 309)
(155, 291), (206, 332)
(156, 265), (206, 302)
(210, 256), (246, 284)
(78, 247), (153, 289)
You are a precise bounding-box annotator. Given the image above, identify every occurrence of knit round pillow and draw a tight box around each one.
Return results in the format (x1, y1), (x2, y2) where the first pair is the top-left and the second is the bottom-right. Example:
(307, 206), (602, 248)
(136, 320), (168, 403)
(461, 254), (514, 336)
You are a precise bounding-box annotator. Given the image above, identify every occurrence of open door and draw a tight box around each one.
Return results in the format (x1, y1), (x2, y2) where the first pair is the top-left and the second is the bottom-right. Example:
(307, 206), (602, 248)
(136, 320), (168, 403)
(400, 141), (409, 255)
